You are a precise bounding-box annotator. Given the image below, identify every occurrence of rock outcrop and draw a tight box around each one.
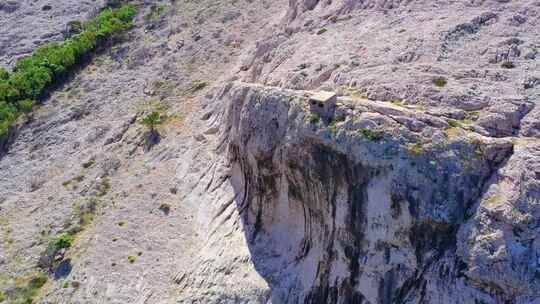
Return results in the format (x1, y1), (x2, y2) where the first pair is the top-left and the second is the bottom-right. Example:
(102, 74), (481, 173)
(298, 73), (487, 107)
(179, 82), (538, 303)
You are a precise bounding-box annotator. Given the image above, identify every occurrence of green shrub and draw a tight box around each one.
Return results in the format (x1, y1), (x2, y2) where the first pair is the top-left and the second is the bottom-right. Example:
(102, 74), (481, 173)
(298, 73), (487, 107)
(28, 275), (48, 290)
(501, 61), (515, 69)
(140, 111), (165, 131)
(359, 128), (381, 141)
(0, 101), (18, 140)
(68, 20), (84, 34)
(116, 5), (138, 23)
(0, 101), (18, 122)
(9, 67), (53, 99)
(391, 99), (403, 106)
(0, 123), (9, 142)
(0, 80), (20, 102)
(17, 100), (34, 113)
(474, 147), (483, 157)
(329, 120), (338, 133)
(127, 255), (136, 263)
(82, 159), (95, 168)
(447, 119), (461, 128)
(433, 77), (447, 87)
(317, 28), (328, 35)
(53, 233), (75, 250)
(0, 68), (8, 81)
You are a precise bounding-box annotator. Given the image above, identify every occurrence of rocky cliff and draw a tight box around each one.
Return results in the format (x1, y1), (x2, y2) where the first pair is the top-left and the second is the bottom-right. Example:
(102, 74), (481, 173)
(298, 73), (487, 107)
(195, 82), (535, 303)
(0, 0), (539, 303)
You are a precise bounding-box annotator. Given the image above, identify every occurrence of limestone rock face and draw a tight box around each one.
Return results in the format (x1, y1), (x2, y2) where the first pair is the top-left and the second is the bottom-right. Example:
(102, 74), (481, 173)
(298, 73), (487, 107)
(1, 0), (539, 303)
(190, 82), (534, 303)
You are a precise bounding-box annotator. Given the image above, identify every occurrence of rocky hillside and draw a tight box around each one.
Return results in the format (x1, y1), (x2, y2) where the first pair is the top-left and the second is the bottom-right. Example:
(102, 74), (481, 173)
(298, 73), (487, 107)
(0, 0), (539, 303)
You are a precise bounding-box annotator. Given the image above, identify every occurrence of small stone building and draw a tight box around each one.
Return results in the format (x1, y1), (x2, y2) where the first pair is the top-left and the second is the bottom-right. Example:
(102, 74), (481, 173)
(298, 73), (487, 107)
(308, 91), (337, 121)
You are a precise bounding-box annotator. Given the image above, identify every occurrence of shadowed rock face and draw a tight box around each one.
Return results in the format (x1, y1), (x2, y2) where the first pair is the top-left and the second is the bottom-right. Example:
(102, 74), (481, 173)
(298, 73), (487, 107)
(221, 83), (520, 303)
(231, 142), (371, 303)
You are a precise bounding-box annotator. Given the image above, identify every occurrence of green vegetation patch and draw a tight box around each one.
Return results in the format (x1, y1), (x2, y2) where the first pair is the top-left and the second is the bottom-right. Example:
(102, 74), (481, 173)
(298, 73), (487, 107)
(391, 99), (403, 107)
(483, 195), (502, 206)
(0, 4), (137, 145)
(501, 61), (515, 69)
(62, 174), (85, 188)
(82, 159), (95, 169)
(55, 233), (75, 249)
(432, 76), (447, 87)
(317, 28), (328, 35)
(140, 111), (166, 132)
(1, 272), (48, 304)
(329, 120), (338, 134)
(53, 233), (75, 250)
(447, 119), (461, 128)
(359, 128), (382, 141)
(187, 81), (208, 94)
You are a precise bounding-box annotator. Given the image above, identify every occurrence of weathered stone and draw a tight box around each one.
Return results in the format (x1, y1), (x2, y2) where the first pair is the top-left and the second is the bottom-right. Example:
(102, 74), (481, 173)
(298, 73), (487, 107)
(1, 0), (539, 303)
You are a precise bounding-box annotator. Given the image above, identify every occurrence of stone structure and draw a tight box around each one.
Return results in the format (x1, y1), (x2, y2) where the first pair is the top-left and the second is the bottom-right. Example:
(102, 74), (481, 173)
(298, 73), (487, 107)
(308, 91), (337, 121)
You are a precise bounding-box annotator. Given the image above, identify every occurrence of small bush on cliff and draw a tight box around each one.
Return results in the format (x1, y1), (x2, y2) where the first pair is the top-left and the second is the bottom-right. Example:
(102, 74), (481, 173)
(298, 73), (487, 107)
(17, 99), (34, 113)
(140, 111), (166, 150)
(0, 101), (17, 140)
(359, 128), (381, 141)
(317, 28), (328, 35)
(0, 68), (8, 81)
(140, 111), (165, 133)
(329, 120), (338, 133)
(447, 119), (461, 128)
(53, 233), (75, 250)
(82, 159), (95, 168)
(432, 76), (447, 87)
(501, 61), (515, 69)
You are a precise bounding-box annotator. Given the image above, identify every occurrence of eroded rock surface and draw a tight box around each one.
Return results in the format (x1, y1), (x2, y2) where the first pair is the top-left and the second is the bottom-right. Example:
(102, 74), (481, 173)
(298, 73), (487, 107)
(0, 0), (539, 303)
(180, 82), (536, 303)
